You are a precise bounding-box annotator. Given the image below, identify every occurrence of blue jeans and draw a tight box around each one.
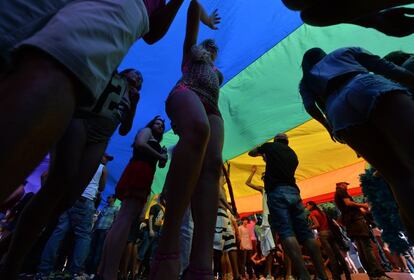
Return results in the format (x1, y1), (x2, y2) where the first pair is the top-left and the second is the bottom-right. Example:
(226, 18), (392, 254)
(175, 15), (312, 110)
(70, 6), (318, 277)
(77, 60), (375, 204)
(267, 186), (313, 243)
(149, 230), (162, 263)
(38, 198), (95, 274)
(86, 228), (109, 274)
(138, 230), (150, 261)
(137, 230), (161, 264)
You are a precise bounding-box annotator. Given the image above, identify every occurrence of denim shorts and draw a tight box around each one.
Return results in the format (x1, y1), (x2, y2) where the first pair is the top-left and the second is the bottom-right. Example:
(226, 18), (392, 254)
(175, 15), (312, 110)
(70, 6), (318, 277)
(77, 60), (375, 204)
(267, 186), (313, 243)
(326, 73), (408, 134)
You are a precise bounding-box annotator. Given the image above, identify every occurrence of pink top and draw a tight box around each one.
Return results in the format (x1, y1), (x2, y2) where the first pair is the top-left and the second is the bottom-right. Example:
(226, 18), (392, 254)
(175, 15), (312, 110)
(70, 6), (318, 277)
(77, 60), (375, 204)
(143, 0), (165, 16)
(247, 221), (257, 241)
(238, 225), (253, 250)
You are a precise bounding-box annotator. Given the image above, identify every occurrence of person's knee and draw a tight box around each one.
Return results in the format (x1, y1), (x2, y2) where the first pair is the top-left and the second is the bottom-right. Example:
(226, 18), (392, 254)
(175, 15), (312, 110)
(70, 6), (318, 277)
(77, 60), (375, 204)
(180, 119), (210, 149)
(120, 198), (143, 218)
(204, 154), (223, 177)
(302, 238), (319, 249)
(279, 232), (297, 243)
(48, 168), (80, 195)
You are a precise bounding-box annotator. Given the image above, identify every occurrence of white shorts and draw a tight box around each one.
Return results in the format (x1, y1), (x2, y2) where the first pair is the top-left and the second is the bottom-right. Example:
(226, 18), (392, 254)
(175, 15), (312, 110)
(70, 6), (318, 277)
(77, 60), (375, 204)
(0, 0), (149, 104)
(259, 225), (275, 257)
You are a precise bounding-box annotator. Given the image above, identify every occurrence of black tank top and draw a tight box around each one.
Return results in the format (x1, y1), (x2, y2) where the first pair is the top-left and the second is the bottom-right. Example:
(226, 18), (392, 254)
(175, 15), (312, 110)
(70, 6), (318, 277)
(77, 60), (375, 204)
(132, 139), (161, 168)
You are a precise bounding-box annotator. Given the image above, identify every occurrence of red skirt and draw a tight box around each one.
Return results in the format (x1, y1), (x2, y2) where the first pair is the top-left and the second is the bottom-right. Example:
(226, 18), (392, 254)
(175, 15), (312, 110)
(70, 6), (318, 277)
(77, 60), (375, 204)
(115, 160), (155, 202)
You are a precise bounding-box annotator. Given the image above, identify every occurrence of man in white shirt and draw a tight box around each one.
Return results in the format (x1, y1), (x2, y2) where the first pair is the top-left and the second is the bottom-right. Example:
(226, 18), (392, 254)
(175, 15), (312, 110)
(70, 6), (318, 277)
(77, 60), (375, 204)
(36, 155), (110, 278)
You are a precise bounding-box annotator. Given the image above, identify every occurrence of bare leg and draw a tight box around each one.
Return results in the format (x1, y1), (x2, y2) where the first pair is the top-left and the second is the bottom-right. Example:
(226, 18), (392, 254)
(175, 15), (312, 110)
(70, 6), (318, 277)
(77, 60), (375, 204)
(120, 243), (133, 279)
(340, 93), (414, 240)
(99, 198), (145, 280)
(131, 244), (139, 278)
(64, 139), (108, 206)
(0, 119), (86, 279)
(0, 117), (109, 278)
(285, 253), (293, 279)
(213, 250), (223, 278)
(265, 254), (273, 278)
(221, 252), (228, 276)
(394, 253), (409, 272)
(0, 49), (80, 201)
(228, 250), (241, 279)
(281, 237), (310, 280)
(239, 250), (247, 278)
(303, 238), (328, 279)
(150, 89), (210, 279)
(187, 114), (224, 277)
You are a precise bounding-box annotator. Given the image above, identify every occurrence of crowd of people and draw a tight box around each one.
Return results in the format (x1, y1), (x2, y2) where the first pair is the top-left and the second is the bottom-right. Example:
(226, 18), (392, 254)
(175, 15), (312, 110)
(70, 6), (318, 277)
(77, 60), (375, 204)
(1, 0), (414, 279)
(2, 167), (414, 280)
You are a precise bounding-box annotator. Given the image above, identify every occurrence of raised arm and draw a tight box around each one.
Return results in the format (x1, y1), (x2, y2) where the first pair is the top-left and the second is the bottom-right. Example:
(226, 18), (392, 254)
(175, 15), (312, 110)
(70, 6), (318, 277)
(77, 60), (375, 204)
(98, 166), (108, 193)
(245, 165), (264, 194)
(304, 103), (335, 139)
(299, 81), (337, 142)
(143, 0), (185, 44)
(182, 0), (220, 67)
(182, 0), (201, 66)
(248, 147), (262, 157)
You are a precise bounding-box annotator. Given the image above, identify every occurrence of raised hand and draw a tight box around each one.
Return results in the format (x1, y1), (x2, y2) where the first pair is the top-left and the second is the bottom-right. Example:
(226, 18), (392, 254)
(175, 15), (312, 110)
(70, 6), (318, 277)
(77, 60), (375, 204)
(251, 165), (257, 173)
(206, 9), (221, 30)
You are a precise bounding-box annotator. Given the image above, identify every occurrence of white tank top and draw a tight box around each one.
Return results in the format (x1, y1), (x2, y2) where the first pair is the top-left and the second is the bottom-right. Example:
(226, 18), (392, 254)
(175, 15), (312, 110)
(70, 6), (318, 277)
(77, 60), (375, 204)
(82, 164), (105, 200)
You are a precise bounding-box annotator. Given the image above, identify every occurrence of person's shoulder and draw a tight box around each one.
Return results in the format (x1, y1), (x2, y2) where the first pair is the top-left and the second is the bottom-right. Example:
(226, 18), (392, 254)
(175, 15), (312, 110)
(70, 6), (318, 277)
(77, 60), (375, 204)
(335, 188), (348, 197)
(257, 142), (271, 153)
(268, 142), (285, 153)
(140, 127), (152, 134)
(310, 210), (320, 219)
(277, 142), (296, 154)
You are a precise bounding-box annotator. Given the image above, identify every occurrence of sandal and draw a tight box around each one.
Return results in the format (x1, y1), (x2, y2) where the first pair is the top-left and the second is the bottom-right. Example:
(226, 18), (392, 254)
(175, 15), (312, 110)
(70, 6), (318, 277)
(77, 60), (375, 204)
(182, 266), (214, 280)
(148, 252), (181, 280)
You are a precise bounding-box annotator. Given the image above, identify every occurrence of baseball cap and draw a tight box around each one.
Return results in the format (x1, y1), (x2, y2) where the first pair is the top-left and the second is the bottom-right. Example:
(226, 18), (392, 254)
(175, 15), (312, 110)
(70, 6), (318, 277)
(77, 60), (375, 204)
(336, 181), (349, 187)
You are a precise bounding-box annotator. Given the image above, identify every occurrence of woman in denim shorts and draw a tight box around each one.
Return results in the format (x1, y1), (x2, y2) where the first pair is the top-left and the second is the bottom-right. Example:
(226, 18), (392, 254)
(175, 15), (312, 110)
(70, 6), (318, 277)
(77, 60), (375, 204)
(299, 46), (414, 243)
